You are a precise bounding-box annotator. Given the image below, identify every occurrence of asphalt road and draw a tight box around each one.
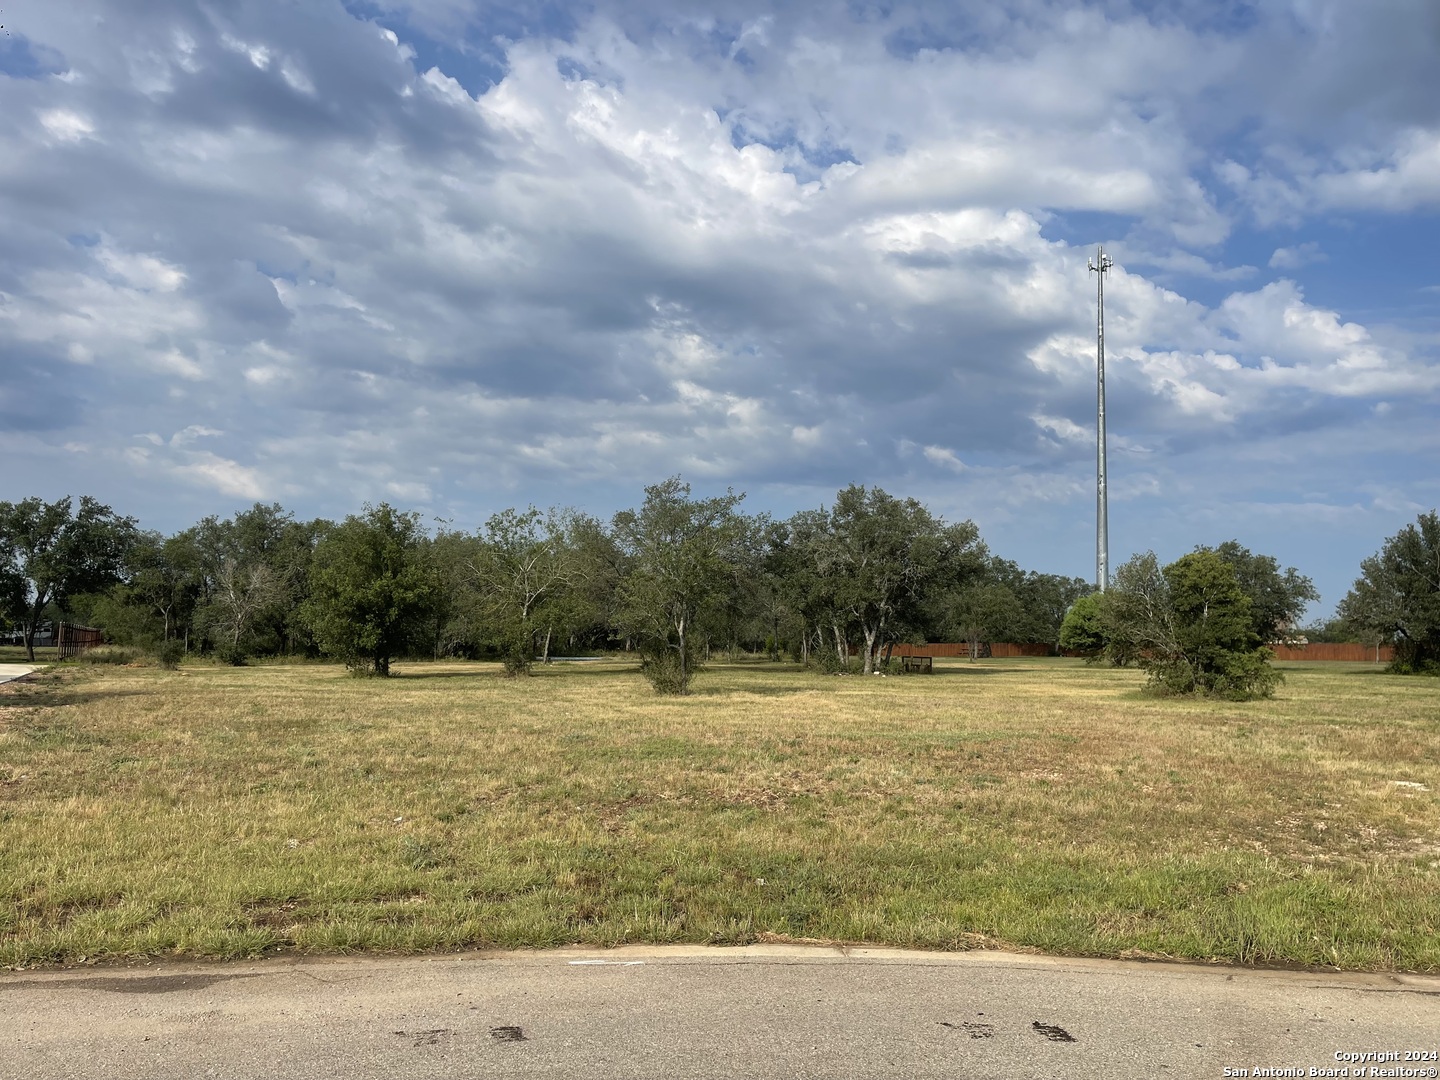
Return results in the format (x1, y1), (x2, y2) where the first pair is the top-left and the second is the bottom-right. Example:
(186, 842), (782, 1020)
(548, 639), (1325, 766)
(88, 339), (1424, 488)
(5, 945), (1438, 1079)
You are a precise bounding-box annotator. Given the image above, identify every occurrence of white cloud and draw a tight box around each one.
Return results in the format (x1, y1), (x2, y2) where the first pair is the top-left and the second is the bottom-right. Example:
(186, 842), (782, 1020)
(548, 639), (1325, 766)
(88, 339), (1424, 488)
(221, 33), (272, 71)
(1032, 414), (1089, 444)
(1129, 247), (1257, 282)
(170, 425), (223, 446)
(923, 446), (967, 472)
(1313, 130), (1440, 212)
(95, 245), (186, 292)
(38, 108), (95, 142)
(174, 453), (266, 500)
(1268, 242), (1326, 270)
(280, 61), (315, 96)
(152, 349), (205, 381)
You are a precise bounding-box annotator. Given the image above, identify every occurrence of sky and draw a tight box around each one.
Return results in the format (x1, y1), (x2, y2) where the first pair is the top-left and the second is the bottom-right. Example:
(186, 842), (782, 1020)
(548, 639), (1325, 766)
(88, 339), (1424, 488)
(2, 0), (1438, 619)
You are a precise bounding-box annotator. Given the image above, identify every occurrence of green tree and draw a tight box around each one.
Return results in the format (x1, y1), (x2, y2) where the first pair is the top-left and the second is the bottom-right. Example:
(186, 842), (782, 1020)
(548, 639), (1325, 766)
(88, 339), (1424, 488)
(1058, 593), (1105, 657)
(0, 496), (138, 661)
(1299, 617), (1350, 644)
(768, 507), (852, 671)
(828, 485), (983, 674)
(1018, 571), (1093, 650)
(302, 504), (434, 676)
(545, 512), (622, 657)
(1204, 540), (1319, 642)
(612, 478), (749, 694)
(421, 526), (486, 660)
(1, 560), (27, 637)
(192, 504), (322, 661)
(1337, 511), (1440, 674)
(1101, 550), (1281, 700)
(956, 557), (1089, 649)
(470, 507), (607, 674)
(947, 583), (1024, 661)
(126, 531), (203, 645)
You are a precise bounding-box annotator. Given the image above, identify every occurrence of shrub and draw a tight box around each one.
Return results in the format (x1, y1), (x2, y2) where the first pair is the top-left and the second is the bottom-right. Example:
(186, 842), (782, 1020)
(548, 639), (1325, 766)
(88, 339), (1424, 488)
(639, 643), (695, 694)
(156, 640), (185, 670)
(1389, 656), (1440, 676)
(501, 646), (532, 678)
(1144, 646), (1282, 701)
(216, 643), (248, 667)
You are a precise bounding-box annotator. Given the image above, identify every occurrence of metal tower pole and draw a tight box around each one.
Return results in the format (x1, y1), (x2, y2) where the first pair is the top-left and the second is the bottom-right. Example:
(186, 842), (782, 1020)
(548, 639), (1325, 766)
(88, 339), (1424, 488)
(1088, 246), (1113, 592)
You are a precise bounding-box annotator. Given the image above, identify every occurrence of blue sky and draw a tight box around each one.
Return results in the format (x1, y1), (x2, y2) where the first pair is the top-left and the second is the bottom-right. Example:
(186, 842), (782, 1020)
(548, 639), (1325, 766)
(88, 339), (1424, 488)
(2, 0), (1438, 618)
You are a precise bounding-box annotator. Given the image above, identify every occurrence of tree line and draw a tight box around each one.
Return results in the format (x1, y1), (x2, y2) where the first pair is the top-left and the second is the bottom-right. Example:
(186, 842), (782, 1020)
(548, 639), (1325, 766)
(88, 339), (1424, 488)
(3, 486), (1437, 693)
(0, 480), (1082, 686)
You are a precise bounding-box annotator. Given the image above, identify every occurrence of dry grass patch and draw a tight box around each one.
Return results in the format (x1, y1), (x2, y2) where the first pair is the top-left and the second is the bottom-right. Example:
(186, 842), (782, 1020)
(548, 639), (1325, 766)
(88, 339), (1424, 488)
(1, 657), (1436, 970)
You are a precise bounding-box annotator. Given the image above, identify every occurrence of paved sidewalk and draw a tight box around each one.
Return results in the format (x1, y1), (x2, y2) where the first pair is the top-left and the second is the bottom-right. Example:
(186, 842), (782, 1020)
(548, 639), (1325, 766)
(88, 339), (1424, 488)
(0, 663), (36, 684)
(5, 945), (1437, 1080)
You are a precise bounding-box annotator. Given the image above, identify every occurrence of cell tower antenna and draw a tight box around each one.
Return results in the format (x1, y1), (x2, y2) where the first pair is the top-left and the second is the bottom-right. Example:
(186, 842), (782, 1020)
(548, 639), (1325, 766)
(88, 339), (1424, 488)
(1087, 246), (1113, 592)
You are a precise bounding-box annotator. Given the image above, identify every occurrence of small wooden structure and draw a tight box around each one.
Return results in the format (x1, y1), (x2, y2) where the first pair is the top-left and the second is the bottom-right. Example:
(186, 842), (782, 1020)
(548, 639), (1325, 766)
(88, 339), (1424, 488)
(57, 623), (104, 659)
(900, 655), (933, 674)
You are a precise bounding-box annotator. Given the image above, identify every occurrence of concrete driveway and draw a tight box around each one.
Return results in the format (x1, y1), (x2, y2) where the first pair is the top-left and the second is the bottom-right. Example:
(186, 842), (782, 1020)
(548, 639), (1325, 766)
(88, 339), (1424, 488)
(5, 945), (1437, 1080)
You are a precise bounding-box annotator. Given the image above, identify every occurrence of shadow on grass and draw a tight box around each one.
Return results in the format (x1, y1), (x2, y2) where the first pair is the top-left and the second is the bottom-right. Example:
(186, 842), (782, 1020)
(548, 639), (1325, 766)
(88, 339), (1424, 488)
(688, 683), (818, 698)
(930, 664), (1021, 676)
(391, 664), (646, 682)
(532, 664), (642, 679)
(0, 682), (149, 710)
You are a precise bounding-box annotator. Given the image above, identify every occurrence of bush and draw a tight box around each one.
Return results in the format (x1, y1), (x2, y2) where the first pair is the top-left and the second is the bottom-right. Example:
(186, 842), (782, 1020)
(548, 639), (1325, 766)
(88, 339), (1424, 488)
(215, 643), (248, 666)
(344, 658), (378, 677)
(501, 646), (532, 678)
(639, 644), (695, 694)
(1144, 647), (1282, 701)
(156, 640), (185, 670)
(1389, 656), (1440, 676)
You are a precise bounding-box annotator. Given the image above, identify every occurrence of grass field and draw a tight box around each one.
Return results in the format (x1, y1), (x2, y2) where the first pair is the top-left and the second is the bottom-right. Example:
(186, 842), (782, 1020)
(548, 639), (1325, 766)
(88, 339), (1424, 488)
(1, 657), (1437, 971)
(0, 646), (55, 664)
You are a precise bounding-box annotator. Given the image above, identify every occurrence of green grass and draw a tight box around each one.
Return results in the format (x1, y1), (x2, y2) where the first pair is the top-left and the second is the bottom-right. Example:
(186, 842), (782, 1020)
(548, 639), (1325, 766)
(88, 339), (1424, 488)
(1, 657), (1437, 970)
(0, 646), (54, 664)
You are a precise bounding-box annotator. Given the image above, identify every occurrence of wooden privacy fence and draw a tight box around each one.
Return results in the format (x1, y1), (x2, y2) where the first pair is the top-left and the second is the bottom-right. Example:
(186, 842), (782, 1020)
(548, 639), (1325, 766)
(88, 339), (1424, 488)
(883, 642), (1394, 662)
(1269, 643), (1394, 662)
(57, 623), (104, 659)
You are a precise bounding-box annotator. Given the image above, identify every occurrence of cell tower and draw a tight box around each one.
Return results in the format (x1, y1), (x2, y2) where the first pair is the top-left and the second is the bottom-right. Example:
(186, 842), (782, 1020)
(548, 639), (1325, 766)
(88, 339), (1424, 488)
(1088, 246), (1113, 592)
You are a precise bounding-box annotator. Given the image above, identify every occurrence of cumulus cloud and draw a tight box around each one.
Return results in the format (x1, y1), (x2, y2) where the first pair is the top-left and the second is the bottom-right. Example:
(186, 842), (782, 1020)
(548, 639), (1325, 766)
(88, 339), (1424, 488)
(0, 0), (1436, 606)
